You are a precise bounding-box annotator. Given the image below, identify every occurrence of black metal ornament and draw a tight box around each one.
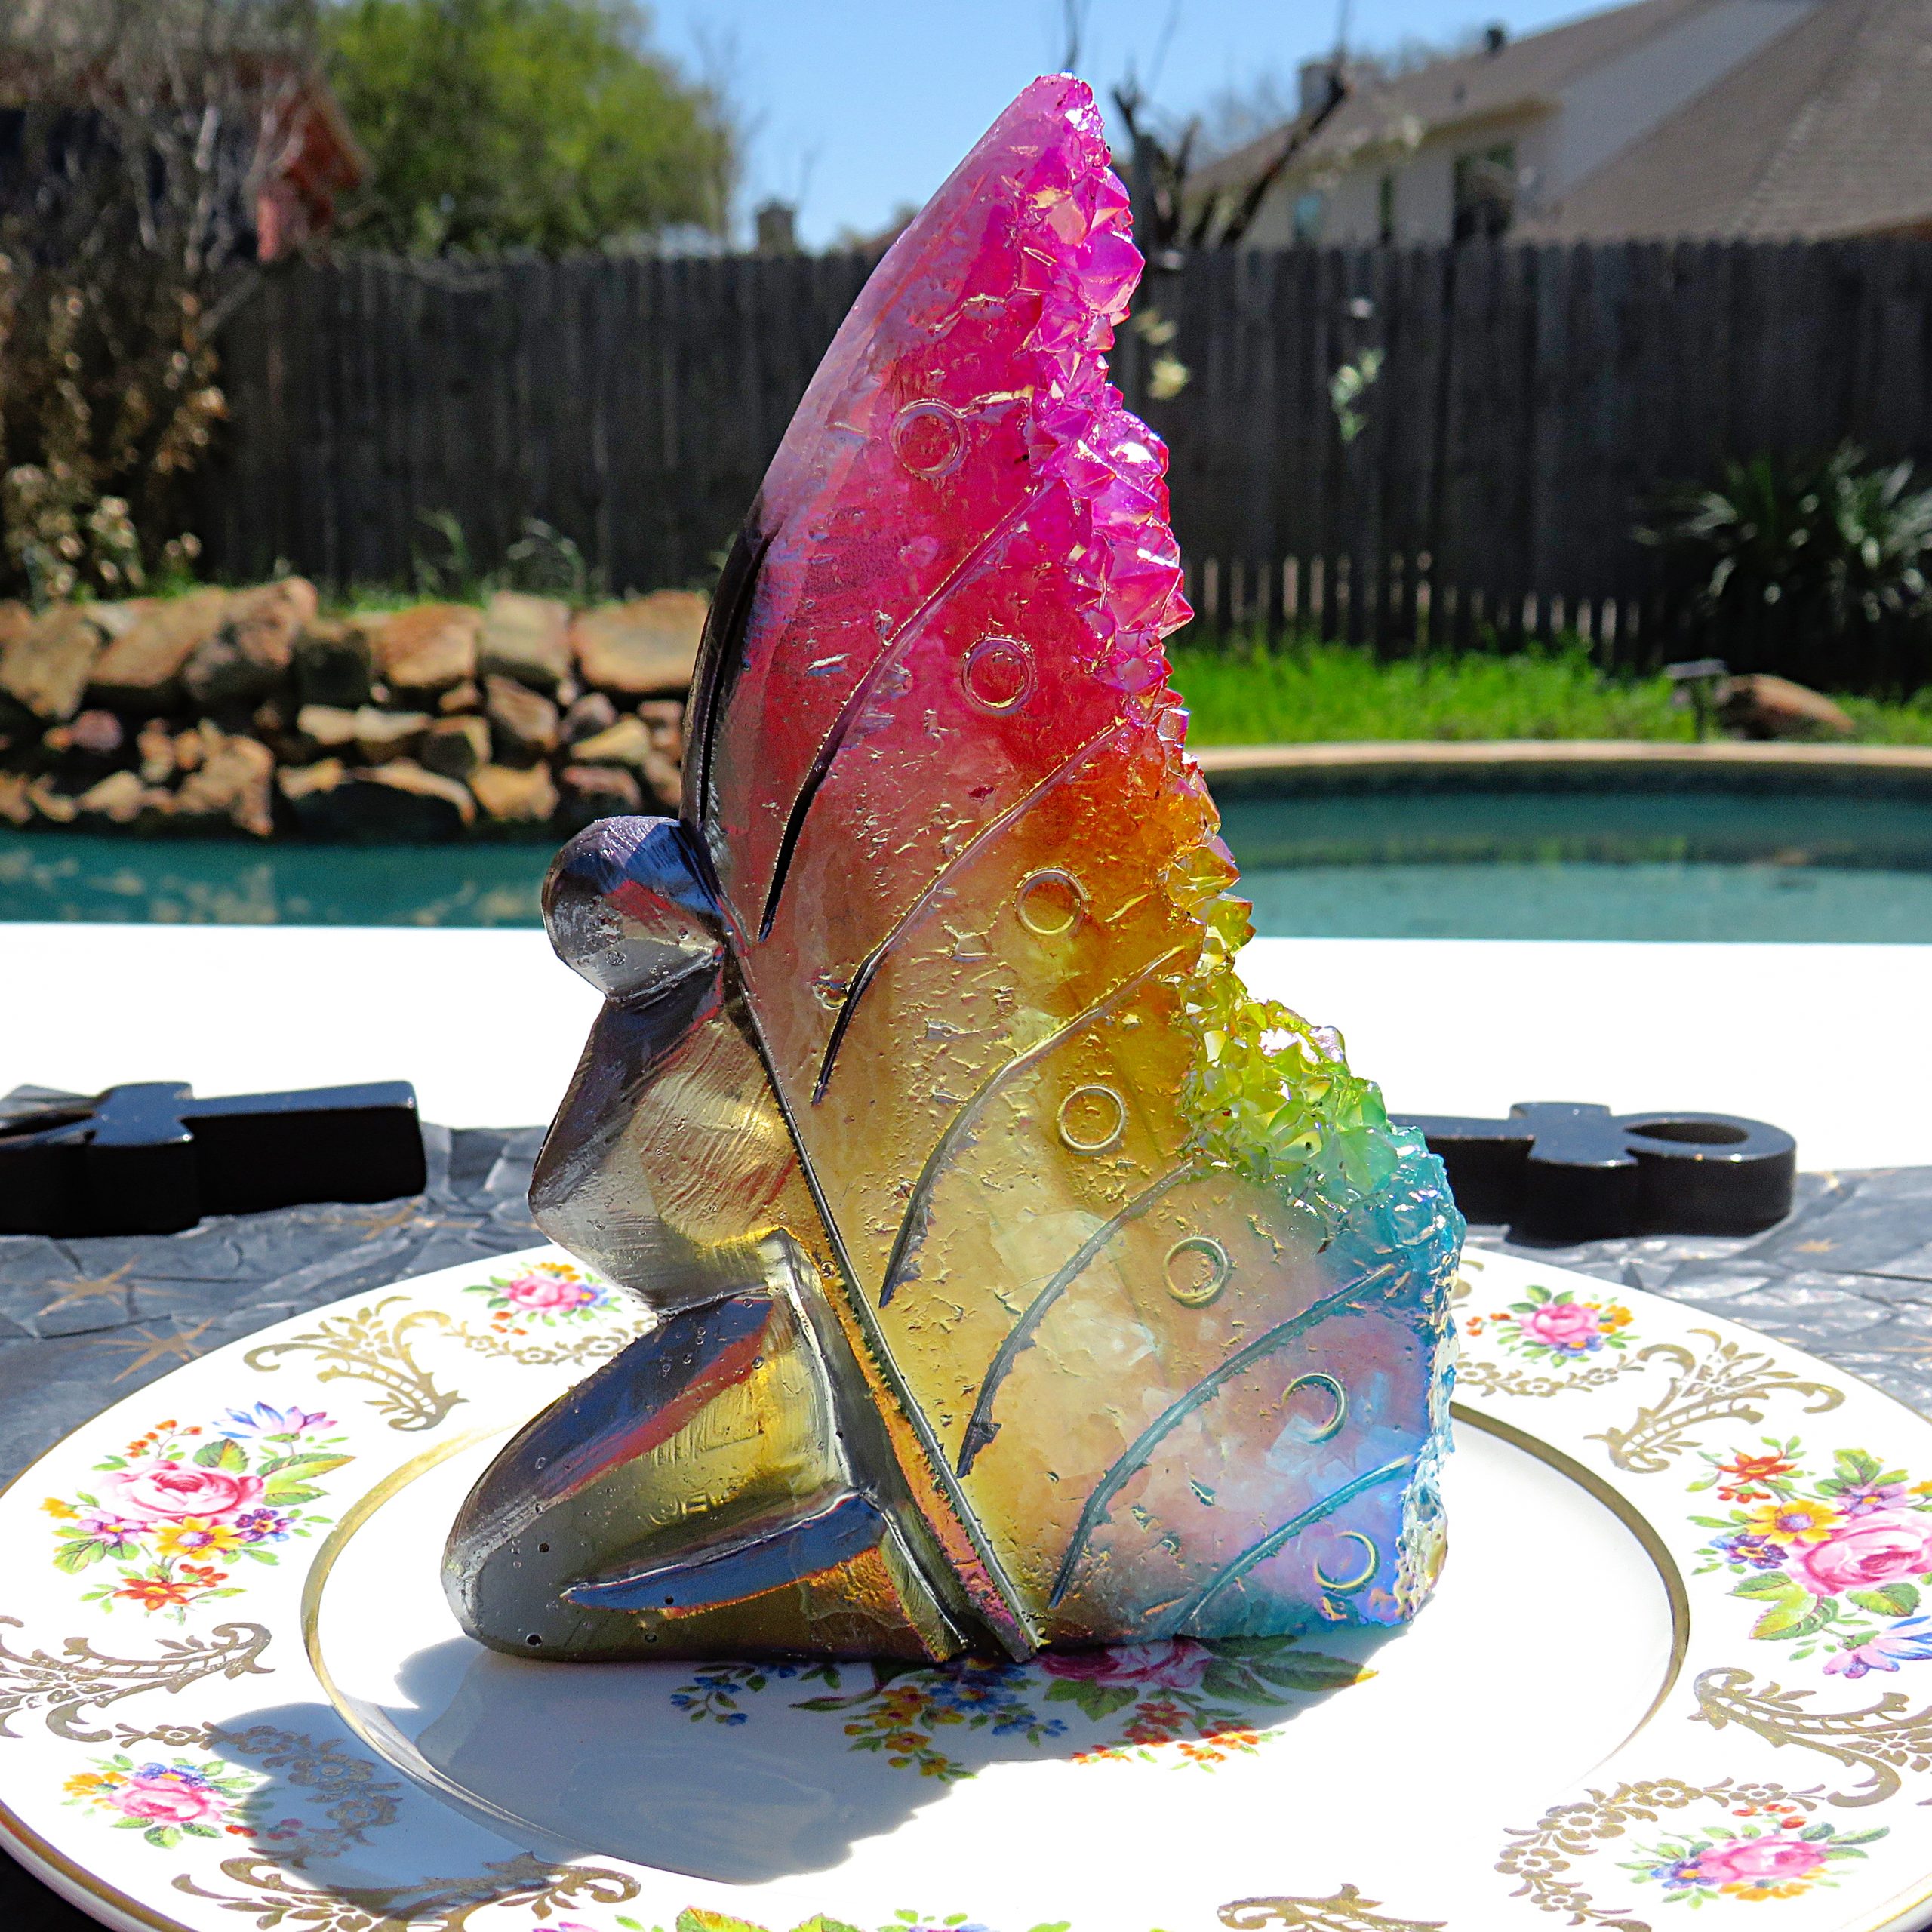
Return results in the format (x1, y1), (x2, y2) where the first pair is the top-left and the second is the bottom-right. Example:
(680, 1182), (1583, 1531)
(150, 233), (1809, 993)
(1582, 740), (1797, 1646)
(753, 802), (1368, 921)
(1394, 1100), (1796, 1243)
(0, 1081), (427, 1238)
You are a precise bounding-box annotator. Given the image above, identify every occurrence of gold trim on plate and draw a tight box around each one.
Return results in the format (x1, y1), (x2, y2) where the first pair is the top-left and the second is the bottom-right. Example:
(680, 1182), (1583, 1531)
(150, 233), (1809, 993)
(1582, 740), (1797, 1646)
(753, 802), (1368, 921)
(1451, 1402), (1693, 1758)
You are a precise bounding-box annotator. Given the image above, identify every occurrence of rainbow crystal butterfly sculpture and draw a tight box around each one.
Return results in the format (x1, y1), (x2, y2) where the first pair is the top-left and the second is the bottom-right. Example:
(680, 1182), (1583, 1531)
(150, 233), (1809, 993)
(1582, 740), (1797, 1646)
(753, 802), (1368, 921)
(443, 76), (1462, 1665)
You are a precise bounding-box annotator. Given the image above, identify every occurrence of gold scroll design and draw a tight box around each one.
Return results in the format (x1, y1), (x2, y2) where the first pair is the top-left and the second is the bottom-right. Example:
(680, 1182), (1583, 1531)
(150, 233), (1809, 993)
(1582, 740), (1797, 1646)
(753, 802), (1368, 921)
(0, 1614), (269, 1743)
(1587, 1331), (1843, 1475)
(68, 1720), (406, 1863)
(1497, 1777), (1829, 1931)
(176, 1852), (639, 1932)
(245, 1298), (463, 1433)
(1457, 1355), (1644, 1402)
(214, 1722), (406, 1863)
(1220, 1884), (1446, 1930)
(1693, 1663), (1932, 1808)
(448, 1318), (646, 1371)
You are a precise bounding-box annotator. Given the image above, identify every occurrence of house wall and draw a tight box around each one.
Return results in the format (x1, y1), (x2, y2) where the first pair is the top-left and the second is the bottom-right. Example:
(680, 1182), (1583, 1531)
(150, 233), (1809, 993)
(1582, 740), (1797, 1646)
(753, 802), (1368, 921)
(1238, 0), (1817, 246)
(1246, 112), (1545, 247)
(1545, 0), (1814, 199)
(1235, 184), (1300, 251)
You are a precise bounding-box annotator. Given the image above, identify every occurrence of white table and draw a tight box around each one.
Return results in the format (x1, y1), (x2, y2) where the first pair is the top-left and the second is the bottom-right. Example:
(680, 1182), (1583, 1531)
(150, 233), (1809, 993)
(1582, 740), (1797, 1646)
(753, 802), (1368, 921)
(3, 925), (1927, 1171)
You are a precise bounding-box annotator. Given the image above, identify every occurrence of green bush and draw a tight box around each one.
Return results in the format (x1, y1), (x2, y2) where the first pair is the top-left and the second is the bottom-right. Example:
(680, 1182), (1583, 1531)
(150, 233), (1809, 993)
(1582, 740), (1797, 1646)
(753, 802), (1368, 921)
(1640, 444), (1932, 665)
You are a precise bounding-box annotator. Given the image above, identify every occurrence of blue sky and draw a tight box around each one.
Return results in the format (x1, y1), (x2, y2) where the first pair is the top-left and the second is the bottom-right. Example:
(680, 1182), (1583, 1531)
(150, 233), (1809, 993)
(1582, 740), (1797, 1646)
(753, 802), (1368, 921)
(652, 0), (1600, 247)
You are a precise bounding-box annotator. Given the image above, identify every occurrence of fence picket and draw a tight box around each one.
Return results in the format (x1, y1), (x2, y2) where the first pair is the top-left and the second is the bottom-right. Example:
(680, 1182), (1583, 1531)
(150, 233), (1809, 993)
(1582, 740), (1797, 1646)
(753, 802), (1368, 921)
(195, 239), (1932, 669)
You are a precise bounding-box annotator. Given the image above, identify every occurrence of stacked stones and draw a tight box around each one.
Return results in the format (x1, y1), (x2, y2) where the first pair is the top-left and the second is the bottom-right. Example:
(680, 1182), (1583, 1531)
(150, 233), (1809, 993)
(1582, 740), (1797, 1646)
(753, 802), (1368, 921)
(0, 584), (704, 839)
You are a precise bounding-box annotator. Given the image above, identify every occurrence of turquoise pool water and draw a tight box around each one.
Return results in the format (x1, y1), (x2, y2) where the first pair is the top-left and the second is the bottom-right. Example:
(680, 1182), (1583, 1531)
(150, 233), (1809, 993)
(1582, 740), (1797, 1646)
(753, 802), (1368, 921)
(1217, 786), (1932, 942)
(5, 785), (1932, 939)
(0, 834), (552, 927)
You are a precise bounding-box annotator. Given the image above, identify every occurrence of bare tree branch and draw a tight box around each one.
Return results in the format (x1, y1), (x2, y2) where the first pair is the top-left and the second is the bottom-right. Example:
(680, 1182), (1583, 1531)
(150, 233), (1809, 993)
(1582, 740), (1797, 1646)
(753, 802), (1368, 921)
(1057, 0), (1094, 72)
(1118, 60), (1353, 257)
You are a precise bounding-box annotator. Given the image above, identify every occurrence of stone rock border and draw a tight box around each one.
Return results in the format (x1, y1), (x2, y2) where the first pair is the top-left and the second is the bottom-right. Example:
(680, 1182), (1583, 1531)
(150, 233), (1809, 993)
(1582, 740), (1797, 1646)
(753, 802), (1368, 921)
(0, 586), (707, 840)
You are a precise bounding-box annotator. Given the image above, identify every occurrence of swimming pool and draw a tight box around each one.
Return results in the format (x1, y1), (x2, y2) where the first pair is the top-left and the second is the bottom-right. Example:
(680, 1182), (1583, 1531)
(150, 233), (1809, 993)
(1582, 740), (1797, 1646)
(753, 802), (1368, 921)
(1217, 784), (1932, 942)
(0, 833), (551, 928)
(5, 781), (1932, 940)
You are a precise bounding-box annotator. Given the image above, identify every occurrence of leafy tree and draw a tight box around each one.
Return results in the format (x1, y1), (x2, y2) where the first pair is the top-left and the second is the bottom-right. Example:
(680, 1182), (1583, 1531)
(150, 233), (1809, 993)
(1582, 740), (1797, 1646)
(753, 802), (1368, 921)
(321, 0), (736, 254)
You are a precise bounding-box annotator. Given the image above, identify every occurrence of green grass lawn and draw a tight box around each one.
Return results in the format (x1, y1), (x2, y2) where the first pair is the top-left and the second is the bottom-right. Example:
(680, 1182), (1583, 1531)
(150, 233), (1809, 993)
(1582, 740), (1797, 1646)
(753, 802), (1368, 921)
(1166, 639), (1932, 746)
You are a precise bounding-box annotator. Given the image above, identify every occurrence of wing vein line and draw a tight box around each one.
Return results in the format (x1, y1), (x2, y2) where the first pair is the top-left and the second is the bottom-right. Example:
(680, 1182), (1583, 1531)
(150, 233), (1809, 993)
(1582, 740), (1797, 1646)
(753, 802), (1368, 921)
(1046, 1263), (1397, 1609)
(1170, 1457), (1413, 1637)
(683, 521), (772, 857)
(755, 493), (1036, 942)
(877, 943), (1191, 1308)
(728, 973), (1038, 1655)
(812, 718), (1125, 1103)
(955, 1159), (1198, 1476)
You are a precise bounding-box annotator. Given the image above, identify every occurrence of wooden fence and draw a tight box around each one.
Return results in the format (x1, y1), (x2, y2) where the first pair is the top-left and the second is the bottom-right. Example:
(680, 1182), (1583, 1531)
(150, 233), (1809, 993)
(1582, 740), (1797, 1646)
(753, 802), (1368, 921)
(197, 238), (1932, 670)
(1137, 238), (1932, 670)
(197, 251), (875, 603)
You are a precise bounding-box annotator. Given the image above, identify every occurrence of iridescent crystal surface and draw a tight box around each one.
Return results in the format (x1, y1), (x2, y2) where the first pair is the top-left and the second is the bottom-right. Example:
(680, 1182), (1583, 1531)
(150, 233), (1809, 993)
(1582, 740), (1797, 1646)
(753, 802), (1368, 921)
(443, 75), (1462, 1663)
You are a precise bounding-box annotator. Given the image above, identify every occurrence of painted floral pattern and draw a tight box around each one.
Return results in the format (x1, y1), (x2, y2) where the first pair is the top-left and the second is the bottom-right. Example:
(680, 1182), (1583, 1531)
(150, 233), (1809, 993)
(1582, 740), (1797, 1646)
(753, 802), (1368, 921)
(671, 1635), (1366, 1782)
(1691, 1438), (1932, 1672)
(1466, 1282), (1633, 1362)
(42, 1404), (351, 1619)
(609, 1912), (1073, 1932)
(672, 1657), (1063, 1782)
(1044, 1635), (1364, 1765)
(63, 1752), (257, 1851)
(1620, 1798), (1886, 1906)
(11, 1244), (1932, 1932)
(464, 1260), (612, 1331)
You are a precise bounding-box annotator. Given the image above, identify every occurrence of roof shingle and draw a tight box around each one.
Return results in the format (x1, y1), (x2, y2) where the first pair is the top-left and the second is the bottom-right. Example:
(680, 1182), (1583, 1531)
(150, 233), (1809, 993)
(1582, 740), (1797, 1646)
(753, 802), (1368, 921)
(1523, 0), (1932, 238)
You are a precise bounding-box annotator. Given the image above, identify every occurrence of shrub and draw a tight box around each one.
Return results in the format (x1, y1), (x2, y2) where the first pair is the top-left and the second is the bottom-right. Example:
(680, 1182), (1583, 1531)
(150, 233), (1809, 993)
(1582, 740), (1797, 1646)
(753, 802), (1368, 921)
(0, 0), (314, 603)
(1641, 444), (1932, 674)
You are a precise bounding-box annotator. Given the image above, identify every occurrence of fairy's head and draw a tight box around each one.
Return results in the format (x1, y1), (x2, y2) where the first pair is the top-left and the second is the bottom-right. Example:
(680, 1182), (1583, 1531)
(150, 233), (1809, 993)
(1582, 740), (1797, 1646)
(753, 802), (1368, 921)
(543, 816), (724, 1004)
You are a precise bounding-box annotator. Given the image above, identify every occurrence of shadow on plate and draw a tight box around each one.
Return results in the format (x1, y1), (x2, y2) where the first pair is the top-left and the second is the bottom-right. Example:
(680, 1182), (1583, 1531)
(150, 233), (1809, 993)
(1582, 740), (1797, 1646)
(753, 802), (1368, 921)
(285, 1623), (1401, 1883)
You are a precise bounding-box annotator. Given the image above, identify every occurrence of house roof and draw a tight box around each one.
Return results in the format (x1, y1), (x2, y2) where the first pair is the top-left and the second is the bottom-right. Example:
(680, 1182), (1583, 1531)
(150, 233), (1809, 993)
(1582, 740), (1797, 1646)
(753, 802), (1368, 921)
(1521, 0), (1932, 238)
(1189, 0), (1721, 195)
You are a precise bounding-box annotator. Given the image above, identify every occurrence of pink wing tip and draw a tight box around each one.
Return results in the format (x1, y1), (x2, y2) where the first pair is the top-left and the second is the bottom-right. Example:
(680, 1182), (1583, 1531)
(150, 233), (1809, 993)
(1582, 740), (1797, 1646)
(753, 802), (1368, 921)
(898, 72), (1141, 328)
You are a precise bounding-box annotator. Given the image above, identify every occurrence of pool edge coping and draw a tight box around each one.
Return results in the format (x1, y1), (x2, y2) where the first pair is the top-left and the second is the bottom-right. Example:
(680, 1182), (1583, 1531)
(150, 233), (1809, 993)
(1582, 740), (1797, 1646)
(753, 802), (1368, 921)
(1192, 740), (1932, 780)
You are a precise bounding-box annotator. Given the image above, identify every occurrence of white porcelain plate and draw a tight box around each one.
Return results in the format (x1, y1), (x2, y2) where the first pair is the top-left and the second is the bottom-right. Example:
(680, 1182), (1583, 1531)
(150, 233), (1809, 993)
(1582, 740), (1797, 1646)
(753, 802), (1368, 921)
(5, 1244), (1932, 1932)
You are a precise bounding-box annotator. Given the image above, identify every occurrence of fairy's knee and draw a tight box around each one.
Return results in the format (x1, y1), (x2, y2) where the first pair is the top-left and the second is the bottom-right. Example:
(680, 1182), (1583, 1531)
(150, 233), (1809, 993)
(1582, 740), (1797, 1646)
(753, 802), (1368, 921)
(445, 1286), (844, 1658)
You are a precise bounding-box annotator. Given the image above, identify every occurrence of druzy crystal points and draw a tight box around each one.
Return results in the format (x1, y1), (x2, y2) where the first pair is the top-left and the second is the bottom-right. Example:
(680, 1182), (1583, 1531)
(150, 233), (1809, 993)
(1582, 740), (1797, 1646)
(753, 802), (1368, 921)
(443, 75), (1462, 1664)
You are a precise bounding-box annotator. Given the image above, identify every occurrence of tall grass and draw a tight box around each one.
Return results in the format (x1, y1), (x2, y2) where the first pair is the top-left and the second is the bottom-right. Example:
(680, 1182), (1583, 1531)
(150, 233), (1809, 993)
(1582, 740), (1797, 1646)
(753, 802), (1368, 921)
(1167, 637), (1932, 746)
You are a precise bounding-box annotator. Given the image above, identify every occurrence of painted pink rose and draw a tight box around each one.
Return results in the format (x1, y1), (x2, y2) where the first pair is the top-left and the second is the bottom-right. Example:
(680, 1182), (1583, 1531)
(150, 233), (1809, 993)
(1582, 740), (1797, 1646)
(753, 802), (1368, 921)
(1518, 1301), (1602, 1353)
(1694, 1837), (1828, 1886)
(99, 1461), (264, 1526)
(1040, 1638), (1212, 1690)
(501, 1271), (597, 1313)
(112, 1770), (226, 1826)
(1789, 1510), (1932, 1596)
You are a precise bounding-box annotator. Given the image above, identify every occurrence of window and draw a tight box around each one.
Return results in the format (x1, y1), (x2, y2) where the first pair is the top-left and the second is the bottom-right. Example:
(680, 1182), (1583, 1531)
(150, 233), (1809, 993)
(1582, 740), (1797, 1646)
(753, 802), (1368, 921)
(1377, 171), (1395, 244)
(1292, 190), (1325, 244)
(1452, 143), (1516, 242)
